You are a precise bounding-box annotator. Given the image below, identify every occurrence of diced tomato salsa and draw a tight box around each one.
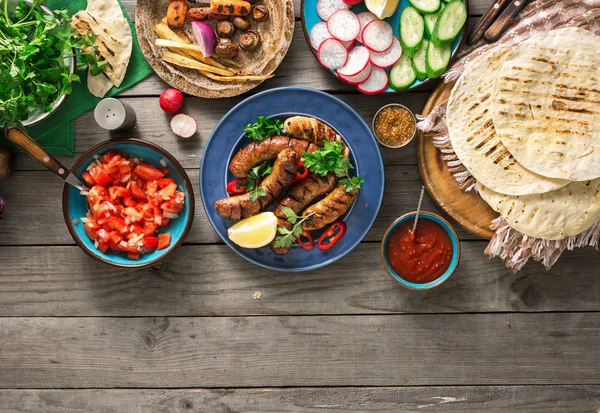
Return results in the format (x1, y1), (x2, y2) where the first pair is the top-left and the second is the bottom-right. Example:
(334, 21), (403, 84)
(80, 151), (185, 260)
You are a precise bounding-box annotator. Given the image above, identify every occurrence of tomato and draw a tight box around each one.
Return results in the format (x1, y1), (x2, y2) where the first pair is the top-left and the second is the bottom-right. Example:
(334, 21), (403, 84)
(81, 171), (96, 187)
(81, 151), (184, 260)
(158, 233), (171, 250)
(130, 181), (146, 200)
(91, 166), (112, 186)
(142, 237), (159, 252)
(134, 163), (165, 181)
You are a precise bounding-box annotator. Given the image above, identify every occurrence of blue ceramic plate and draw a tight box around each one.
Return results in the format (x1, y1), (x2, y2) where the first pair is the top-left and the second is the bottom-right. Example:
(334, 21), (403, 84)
(200, 87), (385, 272)
(301, 0), (468, 92)
(63, 139), (195, 268)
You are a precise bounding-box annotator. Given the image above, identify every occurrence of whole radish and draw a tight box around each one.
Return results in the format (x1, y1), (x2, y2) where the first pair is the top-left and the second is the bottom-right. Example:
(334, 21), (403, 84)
(159, 88), (184, 113)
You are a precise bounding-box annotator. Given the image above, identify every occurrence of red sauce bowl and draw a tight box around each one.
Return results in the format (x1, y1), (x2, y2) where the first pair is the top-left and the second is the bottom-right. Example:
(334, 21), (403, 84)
(380, 211), (461, 290)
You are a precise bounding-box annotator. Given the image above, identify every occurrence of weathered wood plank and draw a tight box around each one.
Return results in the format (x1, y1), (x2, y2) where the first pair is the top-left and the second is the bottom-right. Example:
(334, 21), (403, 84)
(0, 166), (485, 246)
(122, 0), (491, 22)
(1, 386), (598, 412)
(1, 314), (599, 387)
(0, 243), (598, 316)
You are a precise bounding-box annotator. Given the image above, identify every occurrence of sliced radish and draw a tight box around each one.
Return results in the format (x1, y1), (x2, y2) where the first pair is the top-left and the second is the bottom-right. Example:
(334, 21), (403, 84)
(342, 39), (356, 50)
(310, 22), (333, 50)
(356, 11), (377, 42)
(317, 0), (349, 21)
(327, 9), (360, 42)
(318, 38), (348, 70)
(362, 20), (394, 53)
(369, 37), (402, 68)
(343, 0), (363, 5)
(171, 114), (197, 138)
(339, 62), (372, 85)
(337, 45), (370, 77)
(357, 66), (389, 95)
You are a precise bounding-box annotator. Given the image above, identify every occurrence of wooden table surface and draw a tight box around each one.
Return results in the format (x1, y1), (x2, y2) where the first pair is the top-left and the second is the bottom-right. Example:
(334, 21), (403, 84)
(1, 1), (599, 411)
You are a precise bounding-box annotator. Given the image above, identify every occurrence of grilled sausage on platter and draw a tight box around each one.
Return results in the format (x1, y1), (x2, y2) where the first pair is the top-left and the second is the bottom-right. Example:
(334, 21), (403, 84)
(301, 184), (359, 231)
(229, 136), (318, 178)
(215, 149), (299, 220)
(283, 116), (350, 157)
(271, 173), (338, 255)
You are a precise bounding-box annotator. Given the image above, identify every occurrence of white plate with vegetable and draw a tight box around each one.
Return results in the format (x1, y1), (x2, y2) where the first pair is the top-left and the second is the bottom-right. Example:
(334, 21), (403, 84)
(301, 0), (468, 94)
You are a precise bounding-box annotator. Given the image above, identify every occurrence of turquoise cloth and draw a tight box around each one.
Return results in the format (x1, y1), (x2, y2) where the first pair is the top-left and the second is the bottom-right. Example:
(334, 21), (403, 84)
(1, 0), (154, 155)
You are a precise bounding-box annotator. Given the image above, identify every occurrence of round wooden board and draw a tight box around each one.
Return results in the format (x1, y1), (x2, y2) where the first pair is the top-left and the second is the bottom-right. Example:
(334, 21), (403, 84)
(135, 0), (294, 98)
(417, 81), (498, 240)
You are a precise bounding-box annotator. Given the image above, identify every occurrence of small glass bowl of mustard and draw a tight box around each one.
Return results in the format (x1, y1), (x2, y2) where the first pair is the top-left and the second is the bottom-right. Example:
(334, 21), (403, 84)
(372, 104), (417, 149)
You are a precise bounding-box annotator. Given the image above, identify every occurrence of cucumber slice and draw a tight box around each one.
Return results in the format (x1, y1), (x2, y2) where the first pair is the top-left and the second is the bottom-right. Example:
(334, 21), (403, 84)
(425, 41), (451, 79)
(399, 6), (424, 58)
(389, 54), (417, 91)
(424, 3), (444, 38)
(408, 0), (441, 14)
(411, 39), (428, 81)
(432, 0), (467, 46)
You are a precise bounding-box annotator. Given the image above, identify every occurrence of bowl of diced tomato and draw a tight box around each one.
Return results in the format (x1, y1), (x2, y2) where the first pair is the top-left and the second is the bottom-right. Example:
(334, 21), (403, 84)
(62, 139), (195, 268)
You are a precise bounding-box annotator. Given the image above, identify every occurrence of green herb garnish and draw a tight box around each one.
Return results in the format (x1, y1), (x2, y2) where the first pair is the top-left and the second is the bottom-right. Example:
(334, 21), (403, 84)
(244, 116), (284, 141)
(273, 207), (315, 249)
(0, 0), (106, 126)
(248, 187), (267, 203)
(245, 161), (272, 192)
(301, 141), (364, 192)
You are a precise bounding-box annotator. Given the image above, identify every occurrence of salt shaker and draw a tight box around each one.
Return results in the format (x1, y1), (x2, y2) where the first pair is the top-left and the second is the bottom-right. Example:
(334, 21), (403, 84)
(94, 98), (137, 131)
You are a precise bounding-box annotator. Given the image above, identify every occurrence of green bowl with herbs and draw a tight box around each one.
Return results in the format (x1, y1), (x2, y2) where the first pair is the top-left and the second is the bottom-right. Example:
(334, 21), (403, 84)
(0, 0), (100, 127)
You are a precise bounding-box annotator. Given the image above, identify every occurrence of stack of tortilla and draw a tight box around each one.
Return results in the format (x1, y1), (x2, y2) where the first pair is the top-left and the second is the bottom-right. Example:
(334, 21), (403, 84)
(446, 27), (600, 246)
(71, 0), (133, 97)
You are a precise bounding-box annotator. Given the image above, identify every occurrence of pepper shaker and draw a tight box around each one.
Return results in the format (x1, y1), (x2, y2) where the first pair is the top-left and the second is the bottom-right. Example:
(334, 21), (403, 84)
(94, 98), (137, 131)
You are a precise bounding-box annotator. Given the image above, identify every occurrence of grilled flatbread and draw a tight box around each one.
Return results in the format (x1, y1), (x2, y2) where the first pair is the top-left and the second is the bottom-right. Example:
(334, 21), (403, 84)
(478, 180), (600, 240)
(71, 0), (132, 97)
(447, 46), (569, 195)
(491, 27), (600, 181)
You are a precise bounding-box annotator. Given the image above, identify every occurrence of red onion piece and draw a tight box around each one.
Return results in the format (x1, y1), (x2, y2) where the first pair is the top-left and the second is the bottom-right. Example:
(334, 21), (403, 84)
(192, 21), (217, 58)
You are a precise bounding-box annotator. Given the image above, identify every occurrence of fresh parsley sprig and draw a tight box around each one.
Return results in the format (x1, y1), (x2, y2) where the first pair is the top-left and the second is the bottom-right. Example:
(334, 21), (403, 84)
(245, 161), (272, 192)
(301, 141), (364, 193)
(0, 0), (106, 126)
(248, 187), (266, 203)
(273, 207), (315, 249)
(244, 116), (284, 141)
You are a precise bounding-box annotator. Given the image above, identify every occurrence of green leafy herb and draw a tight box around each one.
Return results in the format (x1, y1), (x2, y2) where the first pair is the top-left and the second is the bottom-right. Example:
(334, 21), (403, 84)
(245, 161), (272, 192)
(0, 0), (106, 126)
(248, 187), (266, 203)
(301, 141), (364, 193)
(244, 116), (284, 141)
(273, 207), (315, 249)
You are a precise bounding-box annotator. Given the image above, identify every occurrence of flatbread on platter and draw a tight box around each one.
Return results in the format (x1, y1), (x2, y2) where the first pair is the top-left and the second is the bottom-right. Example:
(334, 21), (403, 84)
(491, 27), (600, 181)
(447, 45), (569, 196)
(135, 0), (294, 98)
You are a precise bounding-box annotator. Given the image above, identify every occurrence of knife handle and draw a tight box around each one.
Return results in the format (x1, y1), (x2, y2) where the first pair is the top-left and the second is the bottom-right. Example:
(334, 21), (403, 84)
(4, 127), (70, 180)
(484, 0), (529, 43)
(467, 0), (511, 45)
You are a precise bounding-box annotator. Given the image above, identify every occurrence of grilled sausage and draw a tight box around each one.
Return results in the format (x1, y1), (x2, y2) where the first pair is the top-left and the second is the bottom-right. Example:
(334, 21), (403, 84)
(283, 116), (350, 157)
(271, 173), (338, 255)
(215, 149), (298, 220)
(229, 136), (318, 178)
(301, 185), (358, 231)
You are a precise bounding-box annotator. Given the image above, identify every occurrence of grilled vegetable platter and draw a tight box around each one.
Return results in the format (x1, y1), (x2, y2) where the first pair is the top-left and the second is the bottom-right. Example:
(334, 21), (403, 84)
(135, 0), (294, 98)
(200, 87), (384, 271)
(301, 0), (468, 94)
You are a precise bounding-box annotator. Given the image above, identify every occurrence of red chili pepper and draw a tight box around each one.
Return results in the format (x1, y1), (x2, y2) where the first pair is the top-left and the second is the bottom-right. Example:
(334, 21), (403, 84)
(226, 179), (246, 195)
(294, 159), (309, 182)
(318, 221), (347, 250)
(296, 230), (314, 250)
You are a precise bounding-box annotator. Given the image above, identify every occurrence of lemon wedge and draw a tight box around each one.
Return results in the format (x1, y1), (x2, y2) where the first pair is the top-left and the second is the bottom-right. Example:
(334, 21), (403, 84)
(365, 0), (400, 19)
(227, 212), (278, 249)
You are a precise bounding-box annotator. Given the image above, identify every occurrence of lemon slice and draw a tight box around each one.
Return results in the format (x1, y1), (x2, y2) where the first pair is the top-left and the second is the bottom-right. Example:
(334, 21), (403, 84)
(365, 0), (400, 19)
(227, 212), (278, 249)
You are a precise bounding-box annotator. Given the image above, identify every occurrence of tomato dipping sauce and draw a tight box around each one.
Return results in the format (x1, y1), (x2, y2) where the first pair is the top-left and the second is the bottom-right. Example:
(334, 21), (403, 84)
(386, 218), (453, 284)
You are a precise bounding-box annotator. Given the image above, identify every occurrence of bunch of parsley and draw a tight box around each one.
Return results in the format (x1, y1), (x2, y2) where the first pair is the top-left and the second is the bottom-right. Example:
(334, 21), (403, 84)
(301, 141), (364, 192)
(244, 116), (284, 141)
(0, 0), (106, 126)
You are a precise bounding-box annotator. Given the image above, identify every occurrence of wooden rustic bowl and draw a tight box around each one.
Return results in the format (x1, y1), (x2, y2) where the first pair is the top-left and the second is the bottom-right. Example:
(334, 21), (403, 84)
(135, 0), (294, 98)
